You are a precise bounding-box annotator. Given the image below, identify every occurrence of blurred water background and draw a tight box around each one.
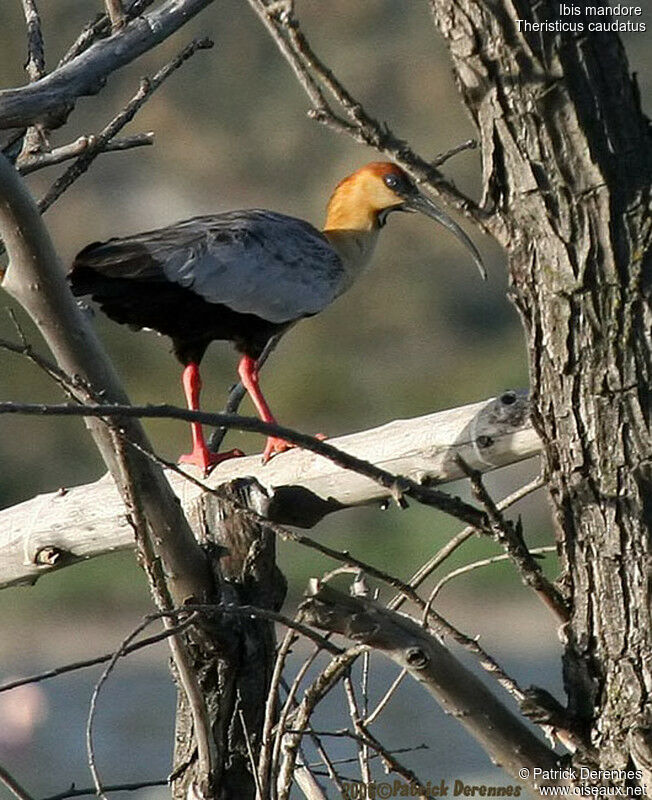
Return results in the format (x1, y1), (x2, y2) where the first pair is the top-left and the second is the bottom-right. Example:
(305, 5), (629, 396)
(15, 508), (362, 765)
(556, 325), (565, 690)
(0, 2), (648, 798)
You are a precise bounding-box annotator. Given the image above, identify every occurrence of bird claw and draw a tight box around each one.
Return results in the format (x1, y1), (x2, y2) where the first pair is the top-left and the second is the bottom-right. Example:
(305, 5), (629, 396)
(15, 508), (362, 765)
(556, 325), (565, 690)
(179, 446), (245, 476)
(261, 437), (294, 464)
(261, 432), (328, 464)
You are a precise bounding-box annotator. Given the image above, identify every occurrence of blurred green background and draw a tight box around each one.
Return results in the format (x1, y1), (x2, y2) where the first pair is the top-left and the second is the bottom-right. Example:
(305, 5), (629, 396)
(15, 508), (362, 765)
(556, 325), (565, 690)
(0, 3), (649, 794)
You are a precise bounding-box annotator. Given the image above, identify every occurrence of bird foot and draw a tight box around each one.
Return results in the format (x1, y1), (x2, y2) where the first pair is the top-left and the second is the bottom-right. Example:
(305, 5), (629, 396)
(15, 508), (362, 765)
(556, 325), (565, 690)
(261, 433), (327, 464)
(179, 446), (245, 476)
(261, 436), (293, 464)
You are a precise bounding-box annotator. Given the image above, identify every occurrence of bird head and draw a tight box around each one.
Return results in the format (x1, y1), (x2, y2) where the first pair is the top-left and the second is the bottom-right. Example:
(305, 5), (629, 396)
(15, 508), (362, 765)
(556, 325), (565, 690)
(325, 162), (486, 280)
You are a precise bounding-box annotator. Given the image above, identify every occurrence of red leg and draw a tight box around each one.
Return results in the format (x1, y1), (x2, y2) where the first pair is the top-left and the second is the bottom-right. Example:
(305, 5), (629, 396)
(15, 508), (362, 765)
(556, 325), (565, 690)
(178, 363), (243, 474)
(238, 355), (293, 463)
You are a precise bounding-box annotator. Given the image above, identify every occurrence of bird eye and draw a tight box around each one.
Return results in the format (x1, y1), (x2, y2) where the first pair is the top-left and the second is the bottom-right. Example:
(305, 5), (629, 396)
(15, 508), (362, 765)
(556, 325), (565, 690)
(384, 174), (400, 190)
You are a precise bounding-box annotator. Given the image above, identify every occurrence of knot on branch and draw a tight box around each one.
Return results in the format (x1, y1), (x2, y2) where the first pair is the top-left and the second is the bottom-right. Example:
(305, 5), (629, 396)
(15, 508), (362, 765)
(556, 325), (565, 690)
(34, 544), (68, 566)
(405, 646), (430, 670)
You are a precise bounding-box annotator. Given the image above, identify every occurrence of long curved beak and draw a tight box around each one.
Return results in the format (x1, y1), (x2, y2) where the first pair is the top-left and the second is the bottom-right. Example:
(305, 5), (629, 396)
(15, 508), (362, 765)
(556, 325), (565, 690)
(403, 191), (487, 280)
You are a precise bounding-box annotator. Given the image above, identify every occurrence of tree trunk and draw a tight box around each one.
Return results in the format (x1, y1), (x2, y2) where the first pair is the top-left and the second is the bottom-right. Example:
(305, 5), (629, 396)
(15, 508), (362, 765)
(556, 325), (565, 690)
(172, 479), (287, 799)
(430, 0), (651, 774)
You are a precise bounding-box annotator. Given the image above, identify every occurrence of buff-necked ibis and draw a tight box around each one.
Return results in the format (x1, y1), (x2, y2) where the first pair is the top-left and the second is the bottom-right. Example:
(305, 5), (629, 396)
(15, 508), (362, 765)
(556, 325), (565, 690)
(68, 162), (485, 472)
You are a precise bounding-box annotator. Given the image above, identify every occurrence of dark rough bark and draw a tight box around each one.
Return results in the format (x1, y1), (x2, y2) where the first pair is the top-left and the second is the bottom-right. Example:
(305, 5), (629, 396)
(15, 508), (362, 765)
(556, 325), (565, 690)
(430, 0), (651, 777)
(172, 479), (286, 799)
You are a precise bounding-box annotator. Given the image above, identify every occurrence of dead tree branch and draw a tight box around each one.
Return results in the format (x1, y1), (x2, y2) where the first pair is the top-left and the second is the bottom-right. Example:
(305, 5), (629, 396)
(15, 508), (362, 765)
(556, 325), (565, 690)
(0, 151), (218, 791)
(17, 132), (154, 175)
(0, 0), (215, 130)
(0, 766), (35, 800)
(246, 0), (494, 232)
(38, 37), (212, 212)
(455, 455), (568, 622)
(0, 393), (542, 588)
(301, 582), (564, 794)
(21, 0), (45, 84)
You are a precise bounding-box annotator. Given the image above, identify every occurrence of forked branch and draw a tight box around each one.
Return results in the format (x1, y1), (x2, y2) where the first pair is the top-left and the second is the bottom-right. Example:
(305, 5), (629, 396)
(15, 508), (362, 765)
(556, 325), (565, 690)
(301, 583), (564, 794)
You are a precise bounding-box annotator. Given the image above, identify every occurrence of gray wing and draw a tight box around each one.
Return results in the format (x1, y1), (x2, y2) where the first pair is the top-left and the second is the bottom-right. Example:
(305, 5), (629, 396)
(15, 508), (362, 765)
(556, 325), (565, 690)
(73, 211), (346, 324)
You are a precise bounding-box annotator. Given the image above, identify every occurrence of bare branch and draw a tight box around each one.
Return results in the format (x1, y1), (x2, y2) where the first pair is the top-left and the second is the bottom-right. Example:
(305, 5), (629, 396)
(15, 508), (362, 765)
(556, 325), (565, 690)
(432, 138), (477, 167)
(363, 668), (407, 726)
(0, 0), (216, 130)
(455, 455), (568, 622)
(17, 132), (153, 175)
(21, 0), (45, 83)
(246, 0), (493, 230)
(0, 394), (542, 587)
(272, 645), (332, 790)
(0, 617), (196, 694)
(86, 615), (165, 799)
(271, 520), (530, 706)
(0, 333), (89, 400)
(38, 38), (212, 212)
(0, 398), (514, 530)
(42, 780), (167, 800)
(343, 676), (371, 785)
(301, 583), (565, 793)
(258, 629), (298, 798)
(19, 1), (48, 162)
(0, 766), (34, 800)
(276, 646), (368, 800)
(389, 474), (547, 612)
(0, 150), (219, 790)
(425, 545), (557, 609)
(105, 0), (127, 32)
(237, 705), (264, 800)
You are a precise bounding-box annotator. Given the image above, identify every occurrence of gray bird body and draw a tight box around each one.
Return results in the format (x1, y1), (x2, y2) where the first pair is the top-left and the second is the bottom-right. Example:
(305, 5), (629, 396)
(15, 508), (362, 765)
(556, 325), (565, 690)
(69, 210), (355, 364)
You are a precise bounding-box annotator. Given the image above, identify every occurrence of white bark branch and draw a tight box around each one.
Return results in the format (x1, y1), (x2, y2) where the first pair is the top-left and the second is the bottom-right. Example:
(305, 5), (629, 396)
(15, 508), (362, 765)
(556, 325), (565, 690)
(0, 150), (217, 782)
(0, 391), (541, 588)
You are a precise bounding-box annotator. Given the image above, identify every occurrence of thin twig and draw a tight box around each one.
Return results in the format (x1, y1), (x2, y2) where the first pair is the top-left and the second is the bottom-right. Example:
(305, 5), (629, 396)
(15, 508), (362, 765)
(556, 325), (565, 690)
(18, 132), (154, 174)
(19, 0), (48, 159)
(288, 727), (436, 799)
(307, 742), (428, 769)
(0, 399), (489, 528)
(238, 704), (264, 800)
(58, 1), (156, 67)
(0, 617), (197, 694)
(308, 736), (349, 797)
(258, 629), (298, 798)
(105, 0), (127, 31)
(21, 0), (45, 82)
(272, 645), (329, 791)
(389, 474), (547, 613)
(455, 455), (568, 622)
(0, 333), (94, 401)
(86, 614), (184, 800)
(276, 646), (368, 800)
(0, 766), (34, 800)
(42, 779), (167, 800)
(343, 676), (371, 785)
(432, 138), (477, 167)
(425, 545), (557, 614)
(38, 37), (213, 213)
(363, 668), (407, 726)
